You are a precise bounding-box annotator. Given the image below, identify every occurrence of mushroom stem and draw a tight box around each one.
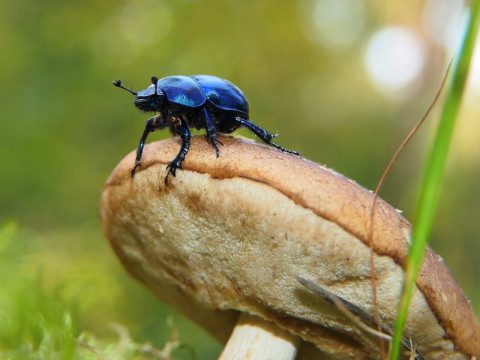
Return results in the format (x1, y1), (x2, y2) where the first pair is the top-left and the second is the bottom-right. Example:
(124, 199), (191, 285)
(219, 313), (300, 360)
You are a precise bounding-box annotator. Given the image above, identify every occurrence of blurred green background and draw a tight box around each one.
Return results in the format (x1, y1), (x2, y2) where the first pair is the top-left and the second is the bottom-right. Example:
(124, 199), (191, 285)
(1, 0), (479, 358)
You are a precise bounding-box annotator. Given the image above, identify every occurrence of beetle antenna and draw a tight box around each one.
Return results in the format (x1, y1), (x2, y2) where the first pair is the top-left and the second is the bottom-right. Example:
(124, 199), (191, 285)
(151, 77), (159, 95)
(112, 80), (138, 95)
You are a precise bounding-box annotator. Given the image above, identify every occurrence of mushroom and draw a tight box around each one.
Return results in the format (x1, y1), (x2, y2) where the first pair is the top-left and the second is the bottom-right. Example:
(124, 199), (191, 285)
(101, 136), (480, 359)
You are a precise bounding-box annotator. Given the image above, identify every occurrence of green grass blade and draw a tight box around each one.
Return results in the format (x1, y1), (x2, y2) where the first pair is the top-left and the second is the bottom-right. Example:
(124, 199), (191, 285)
(389, 2), (480, 359)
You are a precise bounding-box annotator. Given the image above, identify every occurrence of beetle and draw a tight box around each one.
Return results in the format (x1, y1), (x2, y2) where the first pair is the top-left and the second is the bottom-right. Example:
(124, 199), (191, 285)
(113, 75), (299, 183)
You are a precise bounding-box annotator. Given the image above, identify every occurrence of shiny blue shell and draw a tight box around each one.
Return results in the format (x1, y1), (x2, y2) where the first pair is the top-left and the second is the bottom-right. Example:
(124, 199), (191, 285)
(192, 75), (249, 115)
(141, 75), (249, 114)
(157, 75), (207, 107)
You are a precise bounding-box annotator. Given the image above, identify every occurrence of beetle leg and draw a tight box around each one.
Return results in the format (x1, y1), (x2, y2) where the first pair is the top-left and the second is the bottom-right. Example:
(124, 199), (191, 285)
(203, 108), (222, 157)
(132, 115), (162, 177)
(165, 122), (191, 184)
(235, 117), (299, 155)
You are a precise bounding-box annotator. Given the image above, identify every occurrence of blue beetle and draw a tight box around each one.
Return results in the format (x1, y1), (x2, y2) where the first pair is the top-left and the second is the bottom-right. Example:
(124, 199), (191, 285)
(113, 75), (298, 183)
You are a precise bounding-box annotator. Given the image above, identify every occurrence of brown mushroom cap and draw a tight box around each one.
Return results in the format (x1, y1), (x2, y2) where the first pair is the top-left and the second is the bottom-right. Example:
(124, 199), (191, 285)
(101, 136), (480, 359)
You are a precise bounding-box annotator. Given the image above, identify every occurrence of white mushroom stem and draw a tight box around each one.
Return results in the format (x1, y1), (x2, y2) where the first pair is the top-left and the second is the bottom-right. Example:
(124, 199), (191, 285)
(219, 313), (300, 360)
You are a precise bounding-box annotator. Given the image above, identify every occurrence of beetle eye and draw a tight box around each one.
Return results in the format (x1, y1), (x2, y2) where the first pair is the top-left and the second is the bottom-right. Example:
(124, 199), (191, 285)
(134, 97), (148, 107)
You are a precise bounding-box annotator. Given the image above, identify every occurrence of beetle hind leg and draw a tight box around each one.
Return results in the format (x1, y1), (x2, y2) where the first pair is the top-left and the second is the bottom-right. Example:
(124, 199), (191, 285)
(235, 117), (299, 155)
(203, 108), (222, 157)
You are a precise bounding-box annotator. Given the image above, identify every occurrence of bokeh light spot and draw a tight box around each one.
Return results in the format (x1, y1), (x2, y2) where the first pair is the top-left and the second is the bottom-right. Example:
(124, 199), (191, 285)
(120, 0), (172, 46)
(303, 0), (366, 49)
(466, 30), (480, 98)
(91, 16), (139, 67)
(91, 0), (172, 67)
(364, 27), (425, 93)
(422, 0), (466, 54)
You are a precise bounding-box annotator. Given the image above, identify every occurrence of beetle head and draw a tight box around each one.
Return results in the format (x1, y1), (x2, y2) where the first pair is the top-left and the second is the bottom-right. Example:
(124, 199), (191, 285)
(113, 77), (165, 112)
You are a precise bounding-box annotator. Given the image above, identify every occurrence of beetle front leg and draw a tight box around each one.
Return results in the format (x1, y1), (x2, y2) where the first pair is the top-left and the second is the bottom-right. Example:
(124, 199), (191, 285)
(203, 108), (222, 157)
(235, 117), (299, 155)
(132, 115), (162, 177)
(165, 123), (191, 184)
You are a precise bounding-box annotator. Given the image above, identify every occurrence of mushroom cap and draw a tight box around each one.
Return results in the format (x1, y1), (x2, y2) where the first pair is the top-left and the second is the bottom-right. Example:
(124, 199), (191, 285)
(101, 136), (480, 359)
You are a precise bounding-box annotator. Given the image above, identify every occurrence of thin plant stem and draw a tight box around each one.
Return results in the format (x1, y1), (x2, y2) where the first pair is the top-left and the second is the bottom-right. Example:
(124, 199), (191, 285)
(388, 2), (480, 358)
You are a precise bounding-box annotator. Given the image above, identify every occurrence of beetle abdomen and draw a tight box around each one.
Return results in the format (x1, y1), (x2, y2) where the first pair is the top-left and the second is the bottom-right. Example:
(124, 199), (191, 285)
(192, 75), (249, 115)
